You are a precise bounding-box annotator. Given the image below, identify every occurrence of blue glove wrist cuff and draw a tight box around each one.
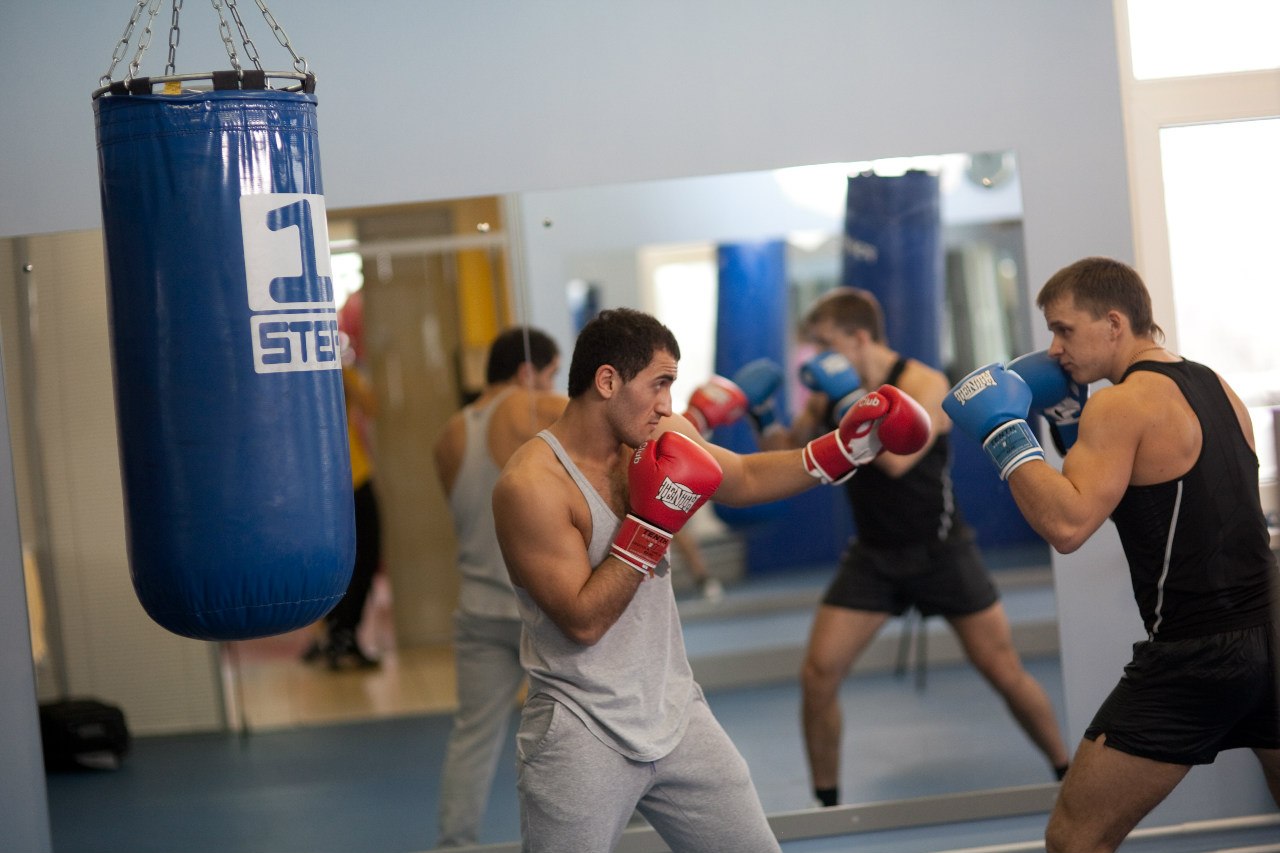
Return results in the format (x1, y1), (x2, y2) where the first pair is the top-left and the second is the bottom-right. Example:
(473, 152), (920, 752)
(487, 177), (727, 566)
(982, 419), (1044, 480)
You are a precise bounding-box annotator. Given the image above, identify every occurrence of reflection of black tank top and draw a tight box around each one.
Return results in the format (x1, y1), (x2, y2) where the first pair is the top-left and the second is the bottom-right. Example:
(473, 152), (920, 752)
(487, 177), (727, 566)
(1110, 359), (1275, 640)
(841, 358), (962, 547)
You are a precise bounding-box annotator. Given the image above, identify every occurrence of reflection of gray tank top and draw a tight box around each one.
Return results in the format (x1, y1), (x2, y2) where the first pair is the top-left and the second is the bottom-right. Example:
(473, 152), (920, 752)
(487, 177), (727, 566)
(514, 430), (696, 761)
(449, 388), (519, 619)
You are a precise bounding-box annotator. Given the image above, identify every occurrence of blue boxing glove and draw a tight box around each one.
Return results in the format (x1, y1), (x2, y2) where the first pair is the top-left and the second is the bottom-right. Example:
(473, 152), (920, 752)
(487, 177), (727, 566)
(732, 358), (785, 432)
(943, 363), (1044, 480)
(1007, 350), (1088, 456)
(800, 351), (865, 423)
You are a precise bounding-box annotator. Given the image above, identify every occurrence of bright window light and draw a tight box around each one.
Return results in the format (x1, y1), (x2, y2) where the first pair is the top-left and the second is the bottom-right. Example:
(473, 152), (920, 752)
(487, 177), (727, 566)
(1161, 117), (1280, 478)
(651, 259), (717, 412)
(1127, 0), (1280, 79)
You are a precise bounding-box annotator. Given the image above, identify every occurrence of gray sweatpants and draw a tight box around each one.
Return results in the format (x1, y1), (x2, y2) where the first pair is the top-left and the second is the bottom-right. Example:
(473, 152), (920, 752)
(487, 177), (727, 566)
(437, 612), (526, 847)
(515, 691), (781, 853)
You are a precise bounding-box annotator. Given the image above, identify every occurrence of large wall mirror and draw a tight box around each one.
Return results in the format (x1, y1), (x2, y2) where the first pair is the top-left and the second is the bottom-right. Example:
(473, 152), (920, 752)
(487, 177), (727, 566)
(6, 150), (1067, 850)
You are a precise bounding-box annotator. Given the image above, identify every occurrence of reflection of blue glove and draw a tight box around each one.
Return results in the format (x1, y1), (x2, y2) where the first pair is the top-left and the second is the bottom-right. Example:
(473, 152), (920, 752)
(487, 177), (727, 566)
(799, 351), (864, 422)
(732, 359), (785, 431)
(1008, 350), (1089, 455)
(944, 363), (1043, 480)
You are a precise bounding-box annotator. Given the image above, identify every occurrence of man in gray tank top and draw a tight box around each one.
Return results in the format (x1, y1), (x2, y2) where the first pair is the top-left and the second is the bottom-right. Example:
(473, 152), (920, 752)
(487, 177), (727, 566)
(432, 327), (566, 848)
(494, 308), (932, 852)
(944, 257), (1279, 853)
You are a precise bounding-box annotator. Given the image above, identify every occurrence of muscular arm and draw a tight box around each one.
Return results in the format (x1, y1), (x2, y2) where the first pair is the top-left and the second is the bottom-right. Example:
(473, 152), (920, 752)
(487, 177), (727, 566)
(874, 364), (947, 479)
(755, 364), (945, 480)
(1006, 386), (1139, 553)
(664, 414), (816, 507)
(493, 449), (643, 646)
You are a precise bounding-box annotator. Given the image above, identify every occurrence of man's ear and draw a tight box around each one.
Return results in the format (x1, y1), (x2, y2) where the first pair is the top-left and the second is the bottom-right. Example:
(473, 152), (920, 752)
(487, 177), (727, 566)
(515, 362), (535, 387)
(594, 364), (619, 398)
(1106, 309), (1127, 339)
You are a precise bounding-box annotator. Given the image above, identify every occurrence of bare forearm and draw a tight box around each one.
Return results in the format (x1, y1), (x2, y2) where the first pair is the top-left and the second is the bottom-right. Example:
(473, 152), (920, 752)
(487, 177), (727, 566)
(715, 449), (815, 506)
(551, 560), (645, 645)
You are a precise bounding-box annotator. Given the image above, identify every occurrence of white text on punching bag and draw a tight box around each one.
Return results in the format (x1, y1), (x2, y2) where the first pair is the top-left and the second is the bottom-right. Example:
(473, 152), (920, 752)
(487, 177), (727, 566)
(241, 192), (340, 374)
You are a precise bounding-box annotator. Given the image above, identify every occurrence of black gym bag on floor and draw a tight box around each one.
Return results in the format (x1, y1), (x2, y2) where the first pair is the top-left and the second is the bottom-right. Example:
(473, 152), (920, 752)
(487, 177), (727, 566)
(39, 698), (131, 771)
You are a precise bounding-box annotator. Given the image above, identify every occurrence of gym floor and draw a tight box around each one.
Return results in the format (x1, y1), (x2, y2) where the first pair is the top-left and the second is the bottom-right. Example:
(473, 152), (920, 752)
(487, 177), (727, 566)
(42, 558), (1280, 853)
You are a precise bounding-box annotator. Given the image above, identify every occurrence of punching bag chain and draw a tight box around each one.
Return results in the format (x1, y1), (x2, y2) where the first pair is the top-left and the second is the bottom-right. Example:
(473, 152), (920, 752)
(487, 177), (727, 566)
(164, 0), (182, 76)
(101, 0), (152, 86)
(98, 0), (307, 91)
(248, 0), (308, 74)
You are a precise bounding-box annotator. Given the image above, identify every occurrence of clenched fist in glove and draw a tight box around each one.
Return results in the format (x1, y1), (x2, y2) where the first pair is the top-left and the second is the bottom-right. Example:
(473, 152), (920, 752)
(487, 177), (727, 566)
(1007, 349), (1088, 455)
(802, 385), (931, 485)
(611, 432), (724, 575)
(683, 376), (749, 438)
(943, 362), (1043, 480)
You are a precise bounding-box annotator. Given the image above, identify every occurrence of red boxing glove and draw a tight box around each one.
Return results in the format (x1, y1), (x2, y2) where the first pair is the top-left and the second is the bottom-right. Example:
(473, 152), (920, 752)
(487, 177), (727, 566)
(683, 376), (749, 437)
(802, 385), (931, 485)
(611, 432), (724, 575)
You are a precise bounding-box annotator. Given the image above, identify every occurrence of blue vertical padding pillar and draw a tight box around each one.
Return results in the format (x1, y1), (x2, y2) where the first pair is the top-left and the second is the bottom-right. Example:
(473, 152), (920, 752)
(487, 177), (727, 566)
(841, 171), (943, 367)
(712, 240), (853, 573)
(841, 171), (1037, 551)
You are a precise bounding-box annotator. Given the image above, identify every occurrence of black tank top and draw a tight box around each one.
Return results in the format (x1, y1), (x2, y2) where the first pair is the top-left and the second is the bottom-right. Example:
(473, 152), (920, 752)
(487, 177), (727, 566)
(840, 357), (962, 547)
(1110, 359), (1275, 639)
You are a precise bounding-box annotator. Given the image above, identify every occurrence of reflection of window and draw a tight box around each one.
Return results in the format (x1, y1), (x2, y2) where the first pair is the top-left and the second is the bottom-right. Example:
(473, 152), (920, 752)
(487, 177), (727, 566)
(1160, 117), (1280, 480)
(647, 251), (717, 412)
(1127, 0), (1280, 79)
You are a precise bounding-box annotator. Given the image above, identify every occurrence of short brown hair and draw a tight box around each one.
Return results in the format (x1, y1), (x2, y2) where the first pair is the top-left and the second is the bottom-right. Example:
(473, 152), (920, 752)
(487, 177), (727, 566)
(1036, 257), (1165, 342)
(566, 308), (680, 398)
(802, 287), (886, 343)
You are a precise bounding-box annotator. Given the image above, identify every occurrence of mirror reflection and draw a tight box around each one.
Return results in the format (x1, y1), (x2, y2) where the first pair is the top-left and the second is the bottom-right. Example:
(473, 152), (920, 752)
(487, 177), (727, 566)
(10, 151), (1068, 850)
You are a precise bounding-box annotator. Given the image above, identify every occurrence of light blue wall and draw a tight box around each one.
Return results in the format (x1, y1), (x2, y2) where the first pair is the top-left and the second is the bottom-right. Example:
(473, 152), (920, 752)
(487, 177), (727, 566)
(0, 1), (1270, 847)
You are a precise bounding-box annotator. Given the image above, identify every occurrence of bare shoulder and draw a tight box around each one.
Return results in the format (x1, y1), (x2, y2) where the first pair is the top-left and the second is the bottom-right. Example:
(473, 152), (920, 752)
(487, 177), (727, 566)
(898, 359), (950, 434)
(897, 360), (948, 404)
(491, 389), (565, 433)
(431, 409), (468, 492)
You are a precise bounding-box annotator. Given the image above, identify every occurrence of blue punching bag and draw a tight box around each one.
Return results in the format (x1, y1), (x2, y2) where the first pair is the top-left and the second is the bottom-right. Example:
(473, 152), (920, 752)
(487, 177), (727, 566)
(711, 240), (789, 529)
(841, 171), (943, 368)
(93, 81), (354, 640)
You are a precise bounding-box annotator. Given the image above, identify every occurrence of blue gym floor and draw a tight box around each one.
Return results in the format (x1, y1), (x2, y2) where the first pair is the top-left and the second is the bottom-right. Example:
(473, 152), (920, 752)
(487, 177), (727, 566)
(42, 562), (1280, 853)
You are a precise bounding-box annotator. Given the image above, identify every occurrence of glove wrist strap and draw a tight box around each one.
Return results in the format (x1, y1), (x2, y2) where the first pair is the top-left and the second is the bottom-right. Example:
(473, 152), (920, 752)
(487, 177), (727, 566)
(610, 514), (672, 576)
(803, 433), (857, 485)
(982, 419), (1044, 480)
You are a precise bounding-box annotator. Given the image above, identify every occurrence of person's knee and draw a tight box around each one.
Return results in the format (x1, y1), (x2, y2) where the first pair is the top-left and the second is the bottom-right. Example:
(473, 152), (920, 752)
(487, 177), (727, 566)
(1044, 808), (1079, 853)
(800, 653), (843, 699)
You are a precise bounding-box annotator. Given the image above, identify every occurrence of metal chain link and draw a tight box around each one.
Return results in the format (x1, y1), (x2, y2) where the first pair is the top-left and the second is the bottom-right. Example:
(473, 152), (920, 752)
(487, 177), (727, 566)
(101, 0), (150, 86)
(209, 0), (243, 73)
(224, 0), (264, 70)
(253, 0), (308, 74)
(125, 0), (165, 82)
(99, 0), (309, 88)
(164, 0), (183, 77)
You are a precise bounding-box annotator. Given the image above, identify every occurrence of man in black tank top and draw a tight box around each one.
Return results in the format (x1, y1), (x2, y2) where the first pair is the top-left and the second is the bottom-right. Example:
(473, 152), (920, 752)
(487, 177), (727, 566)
(944, 257), (1279, 853)
(755, 287), (1070, 808)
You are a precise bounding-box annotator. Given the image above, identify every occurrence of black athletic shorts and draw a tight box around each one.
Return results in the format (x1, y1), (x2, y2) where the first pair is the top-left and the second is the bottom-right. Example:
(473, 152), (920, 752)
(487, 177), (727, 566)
(820, 528), (999, 618)
(1084, 624), (1280, 765)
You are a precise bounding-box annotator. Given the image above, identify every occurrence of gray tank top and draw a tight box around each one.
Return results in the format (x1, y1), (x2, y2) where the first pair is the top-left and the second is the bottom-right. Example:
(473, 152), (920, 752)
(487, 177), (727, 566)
(449, 387), (520, 620)
(514, 430), (697, 761)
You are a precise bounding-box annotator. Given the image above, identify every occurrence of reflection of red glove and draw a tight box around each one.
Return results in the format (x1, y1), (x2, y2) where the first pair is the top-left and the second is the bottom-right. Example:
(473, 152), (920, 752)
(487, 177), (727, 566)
(683, 376), (749, 437)
(611, 432), (724, 575)
(803, 385), (931, 484)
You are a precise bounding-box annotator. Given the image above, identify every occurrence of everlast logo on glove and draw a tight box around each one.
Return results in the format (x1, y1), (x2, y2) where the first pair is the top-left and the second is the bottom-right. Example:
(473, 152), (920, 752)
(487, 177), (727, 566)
(656, 477), (701, 514)
(951, 370), (997, 405)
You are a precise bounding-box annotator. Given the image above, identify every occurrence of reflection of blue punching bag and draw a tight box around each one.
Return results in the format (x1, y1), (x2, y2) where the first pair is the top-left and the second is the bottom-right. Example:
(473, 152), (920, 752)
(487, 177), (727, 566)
(713, 240), (854, 572)
(712, 241), (788, 528)
(841, 171), (943, 368)
(94, 85), (354, 640)
(841, 171), (1038, 549)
